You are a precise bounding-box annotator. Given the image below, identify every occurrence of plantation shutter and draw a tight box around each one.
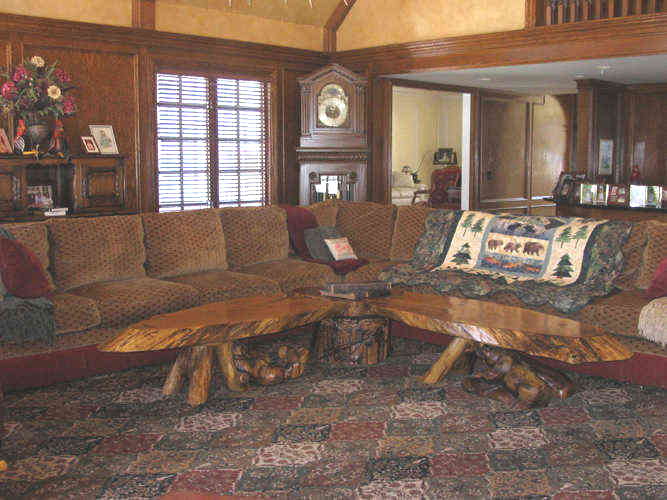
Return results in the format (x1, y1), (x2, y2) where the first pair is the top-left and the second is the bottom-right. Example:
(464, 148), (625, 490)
(217, 78), (269, 207)
(156, 74), (211, 212)
(156, 72), (269, 212)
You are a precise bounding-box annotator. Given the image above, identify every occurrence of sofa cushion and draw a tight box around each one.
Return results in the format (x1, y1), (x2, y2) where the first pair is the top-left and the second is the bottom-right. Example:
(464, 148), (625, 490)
(167, 270), (281, 305)
(343, 260), (399, 283)
(0, 235), (53, 298)
(239, 258), (339, 294)
(49, 215), (146, 291)
(3, 222), (54, 287)
(219, 207), (289, 268)
(51, 292), (101, 334)
(636, 220), (667, 290)
(70, 278), (199, 327)
(307, 201), (339, 227)
(336, 202), (395, 260)
(614, 221), (647, 291)
(142, 209), (228, 278)
(389, 205), (432, 261)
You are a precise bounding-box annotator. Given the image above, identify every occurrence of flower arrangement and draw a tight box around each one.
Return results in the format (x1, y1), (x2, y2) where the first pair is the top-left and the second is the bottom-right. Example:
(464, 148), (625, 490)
(0, 55), (76, 123)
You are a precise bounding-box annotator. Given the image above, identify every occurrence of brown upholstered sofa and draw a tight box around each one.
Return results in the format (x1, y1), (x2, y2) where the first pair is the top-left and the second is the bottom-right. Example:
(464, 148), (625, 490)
(1, 201), (665, 393)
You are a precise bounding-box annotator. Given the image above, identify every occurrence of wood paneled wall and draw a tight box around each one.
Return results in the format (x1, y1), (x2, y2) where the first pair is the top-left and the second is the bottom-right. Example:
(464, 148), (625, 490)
(0, 13), (326, 211)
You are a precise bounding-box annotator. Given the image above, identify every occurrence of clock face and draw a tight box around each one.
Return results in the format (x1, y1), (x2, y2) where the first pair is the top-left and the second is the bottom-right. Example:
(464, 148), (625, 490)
(317, 83), (348, 128)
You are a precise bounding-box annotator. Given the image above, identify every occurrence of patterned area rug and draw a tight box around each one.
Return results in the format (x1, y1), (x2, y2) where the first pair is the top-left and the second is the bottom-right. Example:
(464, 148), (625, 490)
(1, 335), (666, 499)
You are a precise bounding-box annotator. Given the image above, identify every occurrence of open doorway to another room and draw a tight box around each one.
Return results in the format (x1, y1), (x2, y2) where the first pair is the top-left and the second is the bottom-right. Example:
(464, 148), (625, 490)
(390, 85), (471, 209)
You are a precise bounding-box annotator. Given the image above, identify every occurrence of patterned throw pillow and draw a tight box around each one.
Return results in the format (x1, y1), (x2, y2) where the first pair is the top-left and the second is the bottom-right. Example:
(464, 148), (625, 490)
(0, 231), (53, 298)
(324, 237), (358, 261)
(304, 226), (341, 261)
(647, 257), (667, 300)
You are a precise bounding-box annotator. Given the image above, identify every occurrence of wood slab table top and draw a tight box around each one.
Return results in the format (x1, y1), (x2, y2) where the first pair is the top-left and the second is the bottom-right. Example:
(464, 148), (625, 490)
(101, 290), (632, 365)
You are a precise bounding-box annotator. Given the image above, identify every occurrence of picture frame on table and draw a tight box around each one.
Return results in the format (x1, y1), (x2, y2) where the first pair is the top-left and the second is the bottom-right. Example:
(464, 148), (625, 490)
(553, 172), (576, 201)
(434, 148), (456, 165)
(594, 184), (608, 205)
(606, 184), (628, 207)
(646, 185), (663, 208)
(663, 187), (667, 209)
(598, 139), (613, 176)
(89, 125), (119, 154)
(0, 128), (12, 154)
(26, 185), (54, 210)
(579, 183), (598, 205)
(81, 136), (100, 154)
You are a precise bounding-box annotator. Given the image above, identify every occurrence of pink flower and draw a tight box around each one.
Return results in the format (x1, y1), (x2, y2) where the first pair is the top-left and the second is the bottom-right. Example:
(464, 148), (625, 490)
(12, 66), (28, 82)
(55, 68), (71, 83)
(62, 95), (76, 114)
(1, 81), (17, 100)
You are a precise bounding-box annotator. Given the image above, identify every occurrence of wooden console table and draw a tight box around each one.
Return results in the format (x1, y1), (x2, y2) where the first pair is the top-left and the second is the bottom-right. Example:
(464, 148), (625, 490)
(0, 154), (127, 220)
(101, 291), (632, 406)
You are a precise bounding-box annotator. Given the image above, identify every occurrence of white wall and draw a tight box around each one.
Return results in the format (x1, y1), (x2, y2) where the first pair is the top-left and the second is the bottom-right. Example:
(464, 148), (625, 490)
(392, 87), (462, 188)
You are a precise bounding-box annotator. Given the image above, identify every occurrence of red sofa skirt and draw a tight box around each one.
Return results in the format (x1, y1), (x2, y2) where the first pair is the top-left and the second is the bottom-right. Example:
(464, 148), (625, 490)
(1, 323), (664, 395)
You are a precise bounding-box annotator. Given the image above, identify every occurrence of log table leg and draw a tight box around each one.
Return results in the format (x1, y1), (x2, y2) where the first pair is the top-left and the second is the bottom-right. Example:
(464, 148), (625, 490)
(216, 342), (250, 392)
(162, 346), (215, 406)
(421, 338), (473, 385)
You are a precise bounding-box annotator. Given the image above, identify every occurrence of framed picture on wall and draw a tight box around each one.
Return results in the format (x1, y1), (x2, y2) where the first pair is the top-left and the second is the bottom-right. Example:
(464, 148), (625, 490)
(598, 139), (613, 176)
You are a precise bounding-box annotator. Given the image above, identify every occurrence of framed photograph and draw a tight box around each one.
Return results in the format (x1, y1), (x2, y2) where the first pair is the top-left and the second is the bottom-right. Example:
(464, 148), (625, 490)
(81, 136), (100, 154)
(580, 183), (598, 205)
(570, 181), (582, 204)
(663, 187), (667, 209)
(598, 139), (613, 176)
(629, 185), (647, 208)
(89, 125), (119, 154)
(0, 128), (11, 154)
(26, 185), (54, 210)
(552, 172), (575, 201)
(646, 185), (663, 208)
(434, 148), (455, 165)
(594, 184), (608, 205)
(606, 184), (628, 207)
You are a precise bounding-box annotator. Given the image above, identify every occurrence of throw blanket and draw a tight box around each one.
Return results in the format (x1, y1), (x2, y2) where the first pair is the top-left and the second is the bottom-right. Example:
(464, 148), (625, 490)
(0, 226), (56, 344)
(380, 210), (633, 315)
(282, 205), (367, 275)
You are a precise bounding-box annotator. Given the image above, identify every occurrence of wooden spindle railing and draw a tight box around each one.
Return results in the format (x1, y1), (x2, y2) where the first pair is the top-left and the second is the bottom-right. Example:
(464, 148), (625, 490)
(541, 0), (663, 25)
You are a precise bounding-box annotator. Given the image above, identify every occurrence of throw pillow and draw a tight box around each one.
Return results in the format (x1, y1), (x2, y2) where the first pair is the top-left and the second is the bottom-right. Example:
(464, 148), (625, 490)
(324, 237), (358, 261)
(304, 226), (341, 261)
(636, 220), (667, 289)
(0, 235), (53, 298)
(647, 257), (667, 300)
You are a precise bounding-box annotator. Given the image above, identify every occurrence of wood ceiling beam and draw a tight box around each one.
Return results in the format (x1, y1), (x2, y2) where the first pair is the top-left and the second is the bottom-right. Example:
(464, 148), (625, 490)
(133, 0), (156, 30)
(323, 0), (357, 53)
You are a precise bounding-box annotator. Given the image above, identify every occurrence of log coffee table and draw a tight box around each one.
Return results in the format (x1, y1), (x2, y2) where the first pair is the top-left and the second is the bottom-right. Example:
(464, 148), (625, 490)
(101, 290), (633, 406)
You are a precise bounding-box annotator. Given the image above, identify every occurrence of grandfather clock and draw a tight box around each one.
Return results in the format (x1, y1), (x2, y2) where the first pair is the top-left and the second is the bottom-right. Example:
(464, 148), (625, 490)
(297, 64), (368, 205)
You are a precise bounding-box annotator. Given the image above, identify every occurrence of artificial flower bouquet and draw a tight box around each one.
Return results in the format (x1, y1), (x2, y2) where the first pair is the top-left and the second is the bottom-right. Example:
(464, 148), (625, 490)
(0, 55), (76, 123)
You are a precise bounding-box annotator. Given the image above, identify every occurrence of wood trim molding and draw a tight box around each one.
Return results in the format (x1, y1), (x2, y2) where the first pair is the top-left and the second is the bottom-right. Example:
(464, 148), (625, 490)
(333, 14), (667, 75)
(133, 0), (156, 30)
(323, 0), (357, 53)
(0, 13), (327, 67)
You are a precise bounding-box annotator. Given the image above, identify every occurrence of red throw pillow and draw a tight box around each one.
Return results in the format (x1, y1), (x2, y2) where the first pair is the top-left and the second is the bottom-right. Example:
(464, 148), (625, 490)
(646, 257), (667, 300)
(0, 236), (53, 298)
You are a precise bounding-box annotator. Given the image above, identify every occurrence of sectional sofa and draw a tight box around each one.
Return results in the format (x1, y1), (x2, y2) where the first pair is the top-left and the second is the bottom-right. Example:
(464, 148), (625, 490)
(1, 201), (665, 394)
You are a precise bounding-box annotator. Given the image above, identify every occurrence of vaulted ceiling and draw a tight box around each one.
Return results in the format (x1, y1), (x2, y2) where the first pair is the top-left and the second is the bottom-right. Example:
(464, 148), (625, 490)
(159, 0), (342, 26)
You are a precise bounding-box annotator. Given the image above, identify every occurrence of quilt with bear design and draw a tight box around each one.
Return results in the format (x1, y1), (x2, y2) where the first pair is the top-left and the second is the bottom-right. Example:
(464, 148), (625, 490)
(436, 211), (605, 286)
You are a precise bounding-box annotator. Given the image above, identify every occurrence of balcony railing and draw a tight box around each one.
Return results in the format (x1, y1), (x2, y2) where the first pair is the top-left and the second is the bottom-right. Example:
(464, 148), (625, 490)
(539, 0), (663, 25)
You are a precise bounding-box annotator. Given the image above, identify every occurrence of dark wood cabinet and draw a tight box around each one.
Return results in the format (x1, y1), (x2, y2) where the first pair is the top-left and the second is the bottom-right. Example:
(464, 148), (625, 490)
(0, 154), (128, 221)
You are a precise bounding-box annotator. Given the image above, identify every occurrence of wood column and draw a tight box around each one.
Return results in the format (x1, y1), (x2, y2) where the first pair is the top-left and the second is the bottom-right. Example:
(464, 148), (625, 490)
(133, 0), (156, 30)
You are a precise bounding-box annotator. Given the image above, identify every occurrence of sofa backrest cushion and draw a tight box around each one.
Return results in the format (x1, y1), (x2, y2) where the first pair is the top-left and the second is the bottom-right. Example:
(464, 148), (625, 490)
(390, 205), (432, 261)
(636, 220), (667, 290)
(219, 206), (289, 268)
(142, 209), (228, 278)
(49, 215), (146, 291)
(335, 202), (395, 261)
(614, 221), (647, 291)
(2, 222), (53, 287)
(307, 201), (339, 227)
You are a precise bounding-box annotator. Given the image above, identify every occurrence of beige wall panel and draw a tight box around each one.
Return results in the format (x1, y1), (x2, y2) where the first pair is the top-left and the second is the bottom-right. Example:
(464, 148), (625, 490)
(339, 0), (525, 51)
(156, 2), (324, 51)
(0, 0), (132, 26)
(531, 96), (569, 198)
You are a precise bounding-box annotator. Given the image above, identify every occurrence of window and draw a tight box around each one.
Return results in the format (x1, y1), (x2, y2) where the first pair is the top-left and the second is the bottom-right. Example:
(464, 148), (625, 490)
(156, 73), (270, 212)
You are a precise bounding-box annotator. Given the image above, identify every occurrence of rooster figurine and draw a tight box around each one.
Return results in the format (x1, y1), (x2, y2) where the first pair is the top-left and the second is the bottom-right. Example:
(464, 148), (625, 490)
(47, 120), (68, 158)
(13, 119), (26, 155)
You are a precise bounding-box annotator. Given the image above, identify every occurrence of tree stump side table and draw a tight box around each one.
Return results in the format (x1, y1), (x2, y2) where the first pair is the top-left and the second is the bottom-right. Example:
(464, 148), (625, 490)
(314, 314), (391, 365)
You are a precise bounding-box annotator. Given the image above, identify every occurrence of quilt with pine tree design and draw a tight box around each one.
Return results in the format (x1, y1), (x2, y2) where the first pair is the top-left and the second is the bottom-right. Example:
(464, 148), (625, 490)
(437, 211), (605, 285)
(379, 210), (633, 314)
